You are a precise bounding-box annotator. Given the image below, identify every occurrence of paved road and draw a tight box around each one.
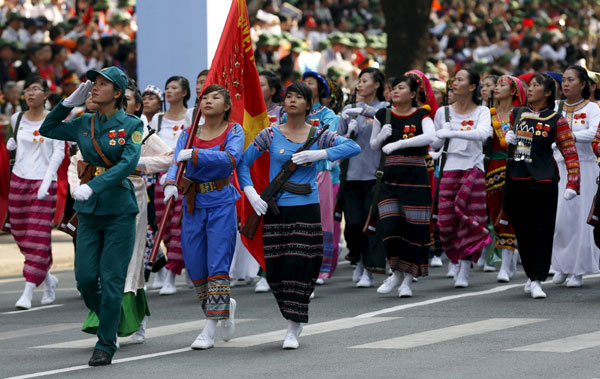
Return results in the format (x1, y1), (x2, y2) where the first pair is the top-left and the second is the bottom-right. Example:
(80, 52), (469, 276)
(1, 261), (600, 379)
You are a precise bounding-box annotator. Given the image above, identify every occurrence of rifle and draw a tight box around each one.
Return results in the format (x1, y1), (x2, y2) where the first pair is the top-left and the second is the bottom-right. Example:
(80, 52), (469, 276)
(147, 108), (203, 267)
(240, 122), (330, 240)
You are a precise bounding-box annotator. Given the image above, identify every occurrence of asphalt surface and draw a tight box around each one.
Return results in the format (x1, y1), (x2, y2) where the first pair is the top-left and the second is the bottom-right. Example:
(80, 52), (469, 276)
(1, 260), (600, 379)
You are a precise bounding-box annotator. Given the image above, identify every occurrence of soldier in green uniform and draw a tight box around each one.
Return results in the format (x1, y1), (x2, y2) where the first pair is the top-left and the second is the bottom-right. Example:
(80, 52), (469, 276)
(40, 66), (143, 366)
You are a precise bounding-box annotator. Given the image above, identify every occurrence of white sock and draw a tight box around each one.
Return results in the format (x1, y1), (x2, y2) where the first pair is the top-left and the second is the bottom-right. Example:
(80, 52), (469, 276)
(43, 272), (54, 285)
(164, 269), (176, 286)
(201, 319), (218, 339)
(401, 273), (413, 287)
(23, 281), (35, 299)
(287, 320), (300, 337)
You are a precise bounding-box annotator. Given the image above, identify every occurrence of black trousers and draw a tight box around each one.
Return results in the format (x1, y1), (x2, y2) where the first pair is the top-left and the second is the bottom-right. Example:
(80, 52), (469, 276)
(342, 180), (386, 273)
(505, 178), (558, 281)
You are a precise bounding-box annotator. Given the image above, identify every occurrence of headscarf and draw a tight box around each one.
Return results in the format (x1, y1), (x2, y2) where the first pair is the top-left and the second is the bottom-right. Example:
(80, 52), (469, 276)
(500, 75), (526, 107)
(405, 69), (439, 115)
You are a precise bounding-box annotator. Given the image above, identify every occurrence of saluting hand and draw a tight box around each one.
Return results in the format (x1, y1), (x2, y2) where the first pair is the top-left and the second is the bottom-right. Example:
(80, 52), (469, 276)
(63, 81), (93, 107)
(73, 184), (94, 201)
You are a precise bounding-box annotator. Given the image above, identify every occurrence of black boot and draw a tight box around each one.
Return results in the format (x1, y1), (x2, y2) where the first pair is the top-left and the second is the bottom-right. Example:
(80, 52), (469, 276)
(88, 349), (112, 366)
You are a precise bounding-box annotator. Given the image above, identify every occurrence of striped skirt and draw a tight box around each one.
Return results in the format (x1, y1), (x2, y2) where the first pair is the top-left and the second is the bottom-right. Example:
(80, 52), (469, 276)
(263, 204), (323, 323)
(154, 179), (185, 275)
(486, 159), (517, 250)
(317, 171), (336, 279)
(437, 168), (491, 263)
(9, 174), (57, 285)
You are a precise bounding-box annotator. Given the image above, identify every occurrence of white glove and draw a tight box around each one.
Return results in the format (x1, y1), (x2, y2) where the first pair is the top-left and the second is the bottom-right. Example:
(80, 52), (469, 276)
(429, 150), (442, 160)
(159, 174), (167, 186)
(176, 149), (194, 163)
(361, 105), (377, 118)
(244, 186), (268, 216)
(436, 129), (456, 139)
(505, 130), (517, 145)
(63, 81), (93, 107)
(6, 137), (16, 151)
(342, 107), (363, 119)
(382, 141), (403, 155)
(163, 184), (178, 203)
(379, 124), (393, 139)
(73, 183), (94, 201)
(37, 177), (52, 200)
(345, 119), (358, 138)
(564, 188), (578, 201)
(291, 149), (328, 165)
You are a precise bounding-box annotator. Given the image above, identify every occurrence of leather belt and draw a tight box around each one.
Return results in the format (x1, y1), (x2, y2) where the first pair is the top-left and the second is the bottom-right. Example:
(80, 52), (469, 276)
(128, 169), (143, 178)
(94, 166), (107, 177)
(194, 177), (230, 193)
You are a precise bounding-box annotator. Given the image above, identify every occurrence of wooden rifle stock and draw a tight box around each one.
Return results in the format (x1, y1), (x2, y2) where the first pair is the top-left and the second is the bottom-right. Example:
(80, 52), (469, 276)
(147, 108), (203, 266)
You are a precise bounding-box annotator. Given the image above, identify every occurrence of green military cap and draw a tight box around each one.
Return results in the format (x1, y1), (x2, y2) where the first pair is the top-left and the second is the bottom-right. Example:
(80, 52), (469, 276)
(365, 34), (378, 46)
(329, 32), (351, 46)
(375, 34), (387, 49)
(317, 38), (331, 52)
(257, 33), (279, 47)
(327, 65), (347, 82)
(289, 38), (305, 53)
(86, 66), (129, 93)
(349, 14), (365, 30)
(474, 60), (490, 74)
(93, 0), (111, 11)
(425, 61), (438, 75)
(370, 14), (383, 27)
(117, 0), (136, 7)
(6, 11), (24, 22)
(280, 31), (292, 42)
(535, 17), (551, 28)
(495, 53), (513, 66)
(110, 10), (131, 25)
(350, 33), (366, 48)
(0, 38), (16, 50)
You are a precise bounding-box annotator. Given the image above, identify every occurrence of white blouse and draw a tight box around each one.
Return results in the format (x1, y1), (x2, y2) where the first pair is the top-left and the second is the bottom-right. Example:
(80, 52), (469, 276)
(151, 113), (186, 149)
(11, 112), (64, 181)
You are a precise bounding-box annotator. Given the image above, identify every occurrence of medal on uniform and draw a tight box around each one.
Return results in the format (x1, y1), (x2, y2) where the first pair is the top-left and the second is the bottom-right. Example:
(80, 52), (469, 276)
(118, 129), (126, 137)
(108, 130), (117, 139)
(279, 148), (284, 154)
(32, 138), (37, 142)
(83, 131), (88, 137)
(118, 138), (125, 145)
(110, 139), (116, 146)
(542, 132), (548, 137)
(39, 137), (44, 142)
(535, 130), (541, 136)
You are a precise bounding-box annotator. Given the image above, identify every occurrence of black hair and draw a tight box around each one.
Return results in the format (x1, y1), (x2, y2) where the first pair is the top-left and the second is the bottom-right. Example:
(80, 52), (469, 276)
(459, 67), (481, 105)
(76, 36), (91, 49)
(126, 79), (144, 117)
(197, 69), (209, 79)
(304, 73), (328, 100)
(165, 75), (191, 107)
(259, 70), (282, 103)
(26, 43), (45, 58)
(113, 82), (125, 110)
(50, 43), (66, 60)
(201, 84), (232, 121)
(532, 59), (545, 72)
(285, 82), (312, 116)
(49, 25), (63, 41)
(24, 75), (49, 92)
(359, 67), (385, 101)
(565, 65), (591, 100)
(530, 73), (556, 109)
(100, 36), (118, 50)
(391, 75), (419, 107)
(483, 74), (498, 105)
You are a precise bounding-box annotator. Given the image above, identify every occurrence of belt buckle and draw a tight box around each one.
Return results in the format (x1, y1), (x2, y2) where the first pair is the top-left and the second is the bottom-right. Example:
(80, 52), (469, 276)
(94, 167), (105, 176)
(375, 170), (383, 178)
(200, 181), (214, 193)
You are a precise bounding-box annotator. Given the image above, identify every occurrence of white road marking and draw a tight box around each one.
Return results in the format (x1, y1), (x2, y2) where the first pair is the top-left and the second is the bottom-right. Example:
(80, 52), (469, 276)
(0, 278), (24, 285)
(356, 273), (600, 319)
(218, 317), (398, 348)
(0, 288), (78, 295)
(507, 331), (600, 353)
(0, 323), (79, 341)
(34, 319), (253, 349)
(1, 305), (64, 315)
(350, 318), (547, 349)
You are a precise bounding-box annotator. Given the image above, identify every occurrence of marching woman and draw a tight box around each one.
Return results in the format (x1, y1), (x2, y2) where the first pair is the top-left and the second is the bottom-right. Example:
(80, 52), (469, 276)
(239, 82), (360, 349)
(151, 75), (190, 295)
(551, 65), (600, 287)
(80, 81), (173, 344)
(337, 67), (388, 287)
(432, 68), (493, 288)
(40, 66), (143, 365)
(163, 84), (244, 350)
(371, 75), (436, 297)
(488, 75), (525, 282)
(480, 75), (498, 107)
(10, 75), (65, 310)
(504, 73), (580, 298)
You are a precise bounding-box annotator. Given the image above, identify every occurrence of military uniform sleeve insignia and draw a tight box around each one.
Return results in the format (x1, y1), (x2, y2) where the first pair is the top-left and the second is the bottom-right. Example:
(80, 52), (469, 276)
(132, 130), (143, 144)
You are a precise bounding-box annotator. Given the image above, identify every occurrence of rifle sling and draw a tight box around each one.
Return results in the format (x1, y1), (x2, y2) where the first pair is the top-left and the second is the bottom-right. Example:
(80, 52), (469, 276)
(90, 115), (114, 168)
(368, 107), (391, 217)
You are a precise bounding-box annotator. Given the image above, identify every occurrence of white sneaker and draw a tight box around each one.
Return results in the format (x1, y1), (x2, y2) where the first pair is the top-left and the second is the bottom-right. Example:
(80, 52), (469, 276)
(152, 267), (166, 289)
(221, 299), (236, 342)
(530, 281), (546, 299)
(398, 285), (413, 298)
(497, 269), (510, 283)
(352, 261), (365, 283)
(377, 272), (403, 294)
(130, 316), (147, 344)
(310, 291), (315, 299)
(566, 275), (583, 288)
(454, 260), (470, 288)
(315, 278), (325, 285)
(254, 277), (270, 293)
(282, 332), (299, 349)
(191, 333), (214, 350)
(446, 262), (458, 279)
(159, 281), (177, 295)
(356, 270), (373, 288)
(15, 294), (32, 310)
(483, 263), (496, 272)
(430, 256), (443, 267)
(185, 272), (194, 289)
(524, 279), (532, 294)
(41, 274), (59, 305)
(115, 335), (120, 350)
(552, 271), (568, 285)
(476, 255), (485, 268)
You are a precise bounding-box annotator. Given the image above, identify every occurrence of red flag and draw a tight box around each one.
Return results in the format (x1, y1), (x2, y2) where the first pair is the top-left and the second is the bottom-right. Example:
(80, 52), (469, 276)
(204, 0), (269, 269)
